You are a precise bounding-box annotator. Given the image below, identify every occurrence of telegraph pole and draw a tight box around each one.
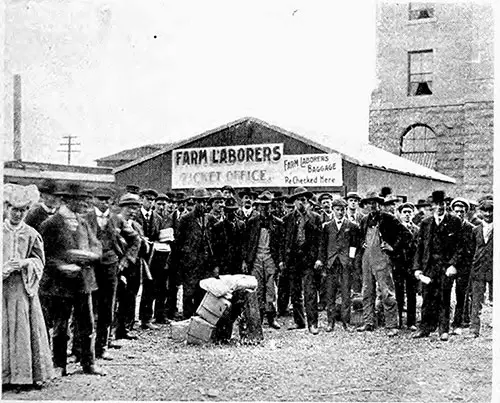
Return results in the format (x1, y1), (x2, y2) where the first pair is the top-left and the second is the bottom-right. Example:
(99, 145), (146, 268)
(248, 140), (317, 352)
(58, 135), (81, 165)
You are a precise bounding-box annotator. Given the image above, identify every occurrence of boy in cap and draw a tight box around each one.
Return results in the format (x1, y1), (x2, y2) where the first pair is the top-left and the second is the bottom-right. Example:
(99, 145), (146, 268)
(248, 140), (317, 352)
(413, 191), (464, 341)
(468, 199), (493, 337)
(345, 192), (364, 225)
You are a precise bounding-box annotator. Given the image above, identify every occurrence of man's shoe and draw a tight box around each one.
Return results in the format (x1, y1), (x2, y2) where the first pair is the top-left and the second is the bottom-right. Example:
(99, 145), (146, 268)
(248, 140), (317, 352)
(440, 332), (449, 341)
(268, 319), (281, 330)
(153, 318), (171, 325)
(54, 366), (67, 377)
(141, 322), (159, 330)
(115, 331), (138, 340)
(387, 328), (399, 337)
(412, 330), (430, 339)
(309, 325), (319, 335)
(287, 324), (306, 331)
(451, 327), (462, 336)
(82, 364), (107, 376)
(326, 323), (334, 332)
(96, 350), (113, 361)
(108, 341), (123, 349)
(356, 324), (374, 332)
(408, 325), (418, 331)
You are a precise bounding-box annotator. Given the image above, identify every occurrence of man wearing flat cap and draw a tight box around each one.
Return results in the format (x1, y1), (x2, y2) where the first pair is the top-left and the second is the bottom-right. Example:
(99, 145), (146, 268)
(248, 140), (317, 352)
(468, 198), (493, 337)
(282, 187), (322, 334)
(316, 197), (361, 332)
(241, 191), (283, 329)
(85, 187), (141, 359)
(413, 190), (464, 341)
(356, 190), (412, 337)
(25, 179), (61, 233)
(174, 187), (219, 319)
(39, 183), (105, 376)
(449, 197), (475, 333)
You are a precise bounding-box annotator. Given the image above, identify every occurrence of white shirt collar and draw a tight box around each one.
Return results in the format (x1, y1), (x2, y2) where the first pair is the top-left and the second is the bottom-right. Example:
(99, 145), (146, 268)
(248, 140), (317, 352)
(141, 207), (151, 217)
(95, 207), (109, 217)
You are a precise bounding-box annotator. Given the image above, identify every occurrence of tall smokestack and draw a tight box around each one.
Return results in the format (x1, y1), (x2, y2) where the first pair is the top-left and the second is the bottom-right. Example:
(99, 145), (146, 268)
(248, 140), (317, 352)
(13, 74), (22, 161)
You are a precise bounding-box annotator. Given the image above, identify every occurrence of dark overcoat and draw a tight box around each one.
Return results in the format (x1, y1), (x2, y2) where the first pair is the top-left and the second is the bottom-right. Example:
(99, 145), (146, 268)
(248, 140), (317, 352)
(212, 216), (246, 274)
(242, 214), (283, 268)
(470, 223), (493, 282)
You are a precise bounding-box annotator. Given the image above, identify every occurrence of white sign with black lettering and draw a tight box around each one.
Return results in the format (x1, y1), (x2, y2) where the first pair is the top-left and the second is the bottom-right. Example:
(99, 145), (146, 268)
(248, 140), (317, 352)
(282, 153), (343, 187)
(172, 143), (284, 188)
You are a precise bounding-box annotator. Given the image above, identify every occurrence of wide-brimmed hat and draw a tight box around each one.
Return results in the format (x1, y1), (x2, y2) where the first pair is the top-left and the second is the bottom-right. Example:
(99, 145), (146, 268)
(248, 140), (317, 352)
(139, 188), (159, 198)
(415, 197), (432, 208)
(55, 183), (89, 199)
(254, 190), (274, 204)
(223, 196), (240, 210)
(92, 186), (115, 199)
(344, 191), (361, 201)
(398, 202), (416, 213)
(209, 190), (225, 204)
(38, 179), (58, 195)
(238, 188), (258, 199)
(221, 185), (236, 195)
(430, 190), (446, 204)
(360, 190), (385, 205)
(155, 193), (170, 202)
(4, 184), (40, 208)
(125, 184), (140, 195)
(273, 191), (286, 202)
(331, 197), (347, 208)
(118, 193), (141, 207)
(383, 194), (400, 206)
(189, 187), (211, 200)
(289, 187), (313, 201)
(318, 193), (333, 203)
(450, 197), (470, 212)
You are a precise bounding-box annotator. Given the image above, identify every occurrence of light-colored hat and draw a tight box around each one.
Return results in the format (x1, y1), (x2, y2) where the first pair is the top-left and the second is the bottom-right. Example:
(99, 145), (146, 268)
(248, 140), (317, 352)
(118, 193), (141, 207)
(360, 190), (385, 205)
(254, 190), (274, 204)
(4, 184), (40, 208)
(450, 197), (470, 212)
(331, 197), (347, 208)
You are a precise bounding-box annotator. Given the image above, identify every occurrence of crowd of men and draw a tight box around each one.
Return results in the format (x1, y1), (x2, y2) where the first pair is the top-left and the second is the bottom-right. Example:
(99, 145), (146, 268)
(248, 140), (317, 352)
(10, 179), (494, 378)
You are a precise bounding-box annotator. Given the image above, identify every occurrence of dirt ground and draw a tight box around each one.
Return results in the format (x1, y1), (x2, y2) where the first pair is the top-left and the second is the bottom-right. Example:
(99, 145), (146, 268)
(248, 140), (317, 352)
(2, 300), (493, 402)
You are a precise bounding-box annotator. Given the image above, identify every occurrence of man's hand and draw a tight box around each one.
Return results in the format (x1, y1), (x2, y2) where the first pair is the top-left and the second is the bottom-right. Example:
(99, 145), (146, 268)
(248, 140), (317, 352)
(414, 270), (423, 280)
(380, 241), (393, 252)
(314, 260), (323, 270)
(118, 257), (128, 273)
(241, 261), (248, 274)
(7, 259), (21, 271)
(279, 262), (285, 272)
(445, 265), (457, 277)
(213, 266), (220, 279)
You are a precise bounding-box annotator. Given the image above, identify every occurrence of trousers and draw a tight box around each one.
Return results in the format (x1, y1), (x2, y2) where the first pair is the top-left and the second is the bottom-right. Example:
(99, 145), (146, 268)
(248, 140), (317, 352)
(420, 268), (453, 334)
(325, 258), (352, 325)
(251, 254), (278, 314)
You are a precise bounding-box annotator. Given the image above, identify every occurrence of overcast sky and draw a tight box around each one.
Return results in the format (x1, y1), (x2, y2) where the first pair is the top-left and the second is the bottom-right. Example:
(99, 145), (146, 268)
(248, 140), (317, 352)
(3, 0), (376, 166)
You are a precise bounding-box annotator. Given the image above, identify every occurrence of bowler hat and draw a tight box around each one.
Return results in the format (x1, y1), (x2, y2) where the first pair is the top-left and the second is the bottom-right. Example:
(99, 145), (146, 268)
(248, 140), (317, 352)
(139, 188), (159, 198)
(415, 197), (432, 208)
(223, 196), (240, 210)
(398, 202), (416, 213)
(209, 190), (225, 204)
(190, 187), (210, 200)
(380, 187), (392, 198)
(92, 186), (115, 199)
(155, 193), (170, 202)
(450, 197), (470, 212)
(318, 193), (333, 203)
(360, 190), (385, 205)
(125, 184), (140, 195)
(238, 188), (258, 199)
(345, 191), (361, 201)
(254, 190), (274, 204)
(331, 197), (347, 208)
(430, 190), (446, 204)
(55, 183), (89, 199)
(289, 187), (313, 201)
(38, 179), (58, 195)
(118, 193), (141, 207)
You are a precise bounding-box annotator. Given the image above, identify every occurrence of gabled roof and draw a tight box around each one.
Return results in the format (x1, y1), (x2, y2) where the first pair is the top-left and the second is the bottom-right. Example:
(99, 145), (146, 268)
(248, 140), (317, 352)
(112, 117), (455, 184)
(96, 143), (170, 163)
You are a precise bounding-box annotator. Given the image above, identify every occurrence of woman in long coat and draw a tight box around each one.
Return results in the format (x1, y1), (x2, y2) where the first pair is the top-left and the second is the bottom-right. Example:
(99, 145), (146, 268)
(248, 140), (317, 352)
(2, 184), (54, 387)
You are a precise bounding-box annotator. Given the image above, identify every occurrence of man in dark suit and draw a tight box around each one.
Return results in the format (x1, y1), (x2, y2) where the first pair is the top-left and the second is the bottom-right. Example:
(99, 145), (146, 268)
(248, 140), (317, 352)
(450, 197), (475, 334)
(468, 199), (493, 337)
(344, 191), (364, 294)
(282, 187), (322, 334)
(277, 197), (295, 317)
(316, 197), (360, 331)
(241, 191), (283, 329)
(25, 178), (60, 233)
(135, 188), (165, 330)
(85, 187), (141, 359)
(413, 190), (464, 341)
(394, 202), (420, 330)
(357, 191), (412, 337)
(39, 183), (105, 376)
(174, 187), (218, 319)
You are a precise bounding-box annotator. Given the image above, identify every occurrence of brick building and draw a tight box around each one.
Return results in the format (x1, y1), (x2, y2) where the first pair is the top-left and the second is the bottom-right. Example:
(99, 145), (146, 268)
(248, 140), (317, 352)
(369, 2), (493, 199)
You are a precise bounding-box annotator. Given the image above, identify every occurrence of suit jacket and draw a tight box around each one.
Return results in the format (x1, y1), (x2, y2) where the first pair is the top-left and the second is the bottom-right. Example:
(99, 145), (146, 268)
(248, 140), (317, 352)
(319, 219), (360, 270)
(39, 212), (102, 297)
(135, 209), (164, 241)
(243, 214), (283, 268)
(212, 216), (246, 274)
(282, 209), (322, 267)
(85, 209), (141, 266)
(458, 219), (475, 275)
(175, 212), (216, 281)
(412, 213), (463, 278)
(346, 210), (365, 225)
(470, 223), (493, 282)
(359, 211), (412, 266)
(24, 204), (53, 234)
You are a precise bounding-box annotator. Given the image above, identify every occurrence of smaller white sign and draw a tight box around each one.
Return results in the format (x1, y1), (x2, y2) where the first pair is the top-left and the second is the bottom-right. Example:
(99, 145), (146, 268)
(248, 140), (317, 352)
(282, 153), (343, 187)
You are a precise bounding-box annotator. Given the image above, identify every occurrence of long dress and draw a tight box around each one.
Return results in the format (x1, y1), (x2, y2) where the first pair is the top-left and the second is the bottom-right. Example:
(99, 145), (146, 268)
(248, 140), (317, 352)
(2, 220), (54, 385)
